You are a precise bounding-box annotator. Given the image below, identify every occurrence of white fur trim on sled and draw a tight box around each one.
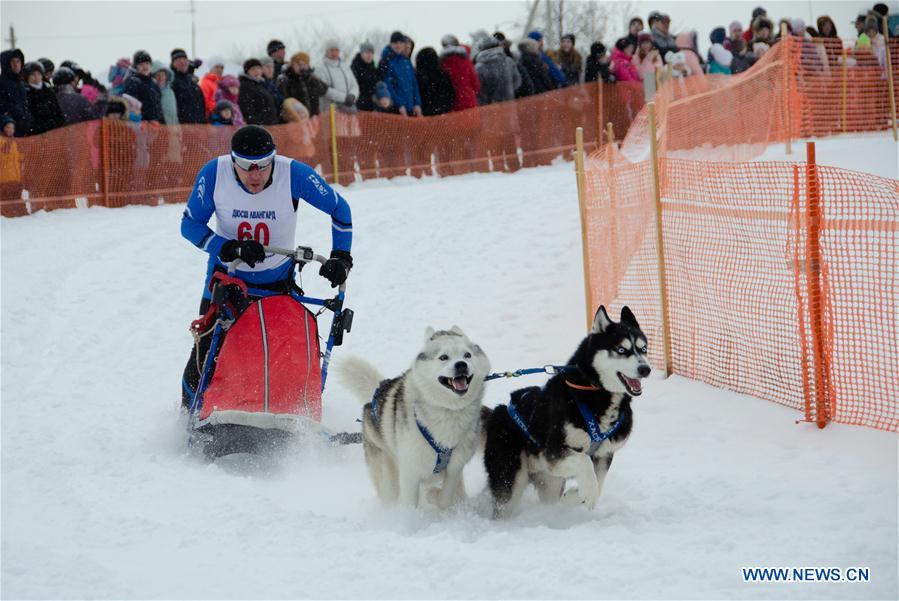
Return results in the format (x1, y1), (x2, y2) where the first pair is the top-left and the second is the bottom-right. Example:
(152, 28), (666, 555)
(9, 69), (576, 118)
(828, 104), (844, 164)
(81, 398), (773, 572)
(198, 410), (302, 432)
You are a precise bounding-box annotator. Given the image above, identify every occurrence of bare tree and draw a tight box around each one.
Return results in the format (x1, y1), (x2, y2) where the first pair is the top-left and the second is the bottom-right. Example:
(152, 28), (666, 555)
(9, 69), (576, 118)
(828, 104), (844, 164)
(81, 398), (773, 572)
(522, 0), (636, 51)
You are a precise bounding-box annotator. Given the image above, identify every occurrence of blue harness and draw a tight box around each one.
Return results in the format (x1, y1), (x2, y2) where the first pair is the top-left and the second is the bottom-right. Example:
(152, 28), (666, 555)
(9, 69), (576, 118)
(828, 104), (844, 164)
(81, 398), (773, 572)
(574, 400), (624, 455)
(505, 391), (624, 455)
(368, 384), (453, 474)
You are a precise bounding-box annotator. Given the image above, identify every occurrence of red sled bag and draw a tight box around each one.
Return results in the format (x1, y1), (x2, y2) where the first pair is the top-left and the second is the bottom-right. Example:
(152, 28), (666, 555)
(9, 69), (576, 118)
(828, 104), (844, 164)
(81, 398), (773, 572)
(198, 295), (322, 432)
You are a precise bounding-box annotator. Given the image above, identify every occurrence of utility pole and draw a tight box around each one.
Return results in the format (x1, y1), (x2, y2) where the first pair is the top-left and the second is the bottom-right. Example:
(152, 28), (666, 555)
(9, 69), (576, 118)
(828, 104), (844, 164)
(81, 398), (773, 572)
(176, 0), (197, 57)
(523, 0), (540, 37)
(6, 25), (16, 50)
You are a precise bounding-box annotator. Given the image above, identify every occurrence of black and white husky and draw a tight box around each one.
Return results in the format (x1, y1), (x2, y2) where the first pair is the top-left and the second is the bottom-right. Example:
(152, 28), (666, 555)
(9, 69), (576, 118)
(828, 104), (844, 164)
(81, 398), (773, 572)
(482, 306), (650, 517)
(341, 327), (491, 508)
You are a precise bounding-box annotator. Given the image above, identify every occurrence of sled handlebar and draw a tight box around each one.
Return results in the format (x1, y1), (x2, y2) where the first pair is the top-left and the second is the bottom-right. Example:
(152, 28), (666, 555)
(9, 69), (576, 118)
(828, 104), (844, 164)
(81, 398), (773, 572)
(227, 245), (346, 292)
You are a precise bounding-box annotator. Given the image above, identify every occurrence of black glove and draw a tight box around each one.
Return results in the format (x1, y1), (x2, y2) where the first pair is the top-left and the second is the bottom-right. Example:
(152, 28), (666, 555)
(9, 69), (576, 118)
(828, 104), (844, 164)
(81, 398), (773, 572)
(344, 93), (356, 106)
(219, 239), (266, 268)
(319, 250), (352, 287)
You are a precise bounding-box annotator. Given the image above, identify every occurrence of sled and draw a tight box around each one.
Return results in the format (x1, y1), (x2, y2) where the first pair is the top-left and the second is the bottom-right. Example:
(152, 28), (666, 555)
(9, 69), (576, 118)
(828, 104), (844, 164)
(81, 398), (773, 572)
(186, 245), (354, 458)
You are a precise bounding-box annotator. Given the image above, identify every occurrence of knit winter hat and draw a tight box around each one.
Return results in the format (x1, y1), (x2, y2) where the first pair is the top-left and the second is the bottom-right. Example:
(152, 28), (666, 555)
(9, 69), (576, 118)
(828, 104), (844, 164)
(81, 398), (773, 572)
(219, 74), (239, 89)
(729, 21), (743, 33)
(441, 34), (459, 47)
(637, 32), (652, 45)
(171, 48), (188, 62)
(260, 56), (274, 66)
(323, 39), (340, 50)
(206, 56), (225, 68)
(52, 66), (76, 86)
(752, 6), (767, 19)
(710, 27), (727, 45)
(23, 61), (44, 77)
(390, 31), (407, 44)
(289, 52), (310, 65)
(243, 58), (263, 73)
(359, 41), (374, 53)
(37, 57), (54, 74)
(214, 99), (233, 113)
(527, 30), (544, 41)
(561, 33), (576, 44)
(132, 50), (152, 66)
(267, 39), (285, 55)
(615, 37), (633, 51)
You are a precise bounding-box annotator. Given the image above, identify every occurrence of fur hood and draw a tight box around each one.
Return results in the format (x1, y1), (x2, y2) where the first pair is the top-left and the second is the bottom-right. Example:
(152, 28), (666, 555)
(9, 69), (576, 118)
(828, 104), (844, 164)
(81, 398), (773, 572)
(517, 37), (540, 56)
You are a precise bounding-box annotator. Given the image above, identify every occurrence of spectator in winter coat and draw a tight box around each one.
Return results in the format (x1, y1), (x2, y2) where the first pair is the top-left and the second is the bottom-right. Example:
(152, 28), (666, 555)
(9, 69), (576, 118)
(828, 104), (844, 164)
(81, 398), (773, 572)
(277, 52), (328, 117)
(54, 67), (95, 124)
(214, 75), (244, 126)
(708, 28), (734, 74)
(37, 58), (54, 82)
(728, 39), (756, 74)
(267, 39), (287, 79)
(750, 16), (774, 51)
(649, 13), (679, 58)
(373, 81), (394, 112)
(610, 38), (640, 82)
(526, 31), (565, 87)
(439, 36), (480, 112)
(743, 7), (768, 44)
(380, 32), (423, 116)
(152, 62), (178, 125)
(493, 31), (532, 97)
(351, 42), (378, 111)
(210, 99), (234, 125)
(200, 57), (224, 117)
(108, 58), (131, 96)
(474, 35), (520, 104)
(726, 21), (744, 51)
(0, 115), (22, 199)
(316, 41), (360, 116)
(627, 17), (645, 50)
(549, 34), (583, 86)
(239, 58), (280, 125)
(415, 47), (454, 115)
(24, 62), (64, 135)
(170, 48), (206, 124)
(675, 31), (704, 77)
(632, 33), (662, 79)
(123, 50), (164, 123)
(585, 43), (615, 83)
(260, 56), (285, 110)
(0, 49), (32, 136)
(517, 37), (555, 95)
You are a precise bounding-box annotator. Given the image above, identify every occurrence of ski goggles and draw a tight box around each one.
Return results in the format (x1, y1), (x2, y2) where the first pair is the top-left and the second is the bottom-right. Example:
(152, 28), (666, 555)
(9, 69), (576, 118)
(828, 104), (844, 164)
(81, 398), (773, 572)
(231, 150), (276, 171)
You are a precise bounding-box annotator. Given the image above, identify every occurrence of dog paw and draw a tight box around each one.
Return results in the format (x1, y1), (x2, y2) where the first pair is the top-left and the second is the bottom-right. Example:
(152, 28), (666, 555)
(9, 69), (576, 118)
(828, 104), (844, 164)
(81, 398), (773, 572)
(562, 485), (600, 510)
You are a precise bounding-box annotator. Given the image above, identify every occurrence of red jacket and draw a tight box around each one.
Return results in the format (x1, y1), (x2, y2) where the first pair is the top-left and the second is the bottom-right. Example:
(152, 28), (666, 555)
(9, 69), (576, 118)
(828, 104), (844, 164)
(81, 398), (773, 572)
(439, 47), (480, 112)
(200, 72), (221, 117)
(610, 48), (641, 82)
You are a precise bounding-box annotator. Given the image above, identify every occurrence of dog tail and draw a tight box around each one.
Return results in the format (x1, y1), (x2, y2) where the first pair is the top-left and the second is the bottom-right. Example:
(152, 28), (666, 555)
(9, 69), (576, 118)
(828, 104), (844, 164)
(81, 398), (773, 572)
(336, 356), (385, 404)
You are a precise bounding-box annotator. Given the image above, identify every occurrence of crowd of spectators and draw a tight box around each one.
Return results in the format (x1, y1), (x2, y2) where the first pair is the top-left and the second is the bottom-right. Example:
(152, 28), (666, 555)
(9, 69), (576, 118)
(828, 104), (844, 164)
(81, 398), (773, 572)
(0, 3), (897, 141)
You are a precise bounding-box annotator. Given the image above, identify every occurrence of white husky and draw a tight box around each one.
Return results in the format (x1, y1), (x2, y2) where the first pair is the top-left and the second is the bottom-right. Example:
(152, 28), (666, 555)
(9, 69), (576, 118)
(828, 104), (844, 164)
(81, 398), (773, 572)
(340, 327), (491, 508)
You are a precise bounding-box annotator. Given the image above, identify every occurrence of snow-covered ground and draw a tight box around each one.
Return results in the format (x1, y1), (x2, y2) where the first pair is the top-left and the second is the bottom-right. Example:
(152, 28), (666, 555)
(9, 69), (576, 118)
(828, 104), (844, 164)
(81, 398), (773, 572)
(2, 135), (897, 600)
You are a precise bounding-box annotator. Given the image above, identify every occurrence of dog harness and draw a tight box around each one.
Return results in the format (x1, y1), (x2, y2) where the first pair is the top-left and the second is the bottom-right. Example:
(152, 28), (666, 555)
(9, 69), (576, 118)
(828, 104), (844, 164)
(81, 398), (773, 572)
(575, 400), (624, 455)
(507, 394), (541, 447)
(415, 415), (453, 474)
(367, 385), (453, 474)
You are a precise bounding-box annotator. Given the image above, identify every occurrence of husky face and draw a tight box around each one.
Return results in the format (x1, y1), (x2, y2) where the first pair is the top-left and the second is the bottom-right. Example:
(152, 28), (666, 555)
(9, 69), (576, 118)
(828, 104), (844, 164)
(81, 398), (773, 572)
(584, 306), (652, 396)
(409, 326), (491, 410)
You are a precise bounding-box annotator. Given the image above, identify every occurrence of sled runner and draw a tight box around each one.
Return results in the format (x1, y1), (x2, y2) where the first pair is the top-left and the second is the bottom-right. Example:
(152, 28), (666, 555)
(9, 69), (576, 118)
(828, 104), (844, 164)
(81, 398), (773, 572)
(186, 245), (354, 458)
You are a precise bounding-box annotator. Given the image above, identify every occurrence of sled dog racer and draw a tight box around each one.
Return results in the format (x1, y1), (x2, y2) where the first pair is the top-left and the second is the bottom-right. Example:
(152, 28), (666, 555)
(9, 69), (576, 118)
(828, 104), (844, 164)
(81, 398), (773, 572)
(179, 124), (352, 407)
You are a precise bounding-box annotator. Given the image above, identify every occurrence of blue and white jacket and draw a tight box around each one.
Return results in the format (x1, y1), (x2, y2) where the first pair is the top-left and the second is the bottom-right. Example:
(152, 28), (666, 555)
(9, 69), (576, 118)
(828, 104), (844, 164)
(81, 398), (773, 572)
(181, 155), (352, 298)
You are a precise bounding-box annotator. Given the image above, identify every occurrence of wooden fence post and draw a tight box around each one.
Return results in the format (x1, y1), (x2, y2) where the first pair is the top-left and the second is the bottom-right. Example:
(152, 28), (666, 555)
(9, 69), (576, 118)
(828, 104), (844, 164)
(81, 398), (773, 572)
(647, 102), (673, 377)
(804, 141), (830, 428)
(883, 16), (898, 141)
(100, 119), (110, 207)
(329, 103), (340, 185)
(841, 47), (848, 134)
(574, 127), (593, 332)
(781, 23), (793, 155)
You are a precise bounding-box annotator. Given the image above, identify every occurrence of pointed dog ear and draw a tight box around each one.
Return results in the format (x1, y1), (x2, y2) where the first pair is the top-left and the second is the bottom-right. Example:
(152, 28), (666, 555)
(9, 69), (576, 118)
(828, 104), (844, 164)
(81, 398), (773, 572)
(450, 325), (465, 336)
(591, 305), (612, 334)
(620, 306), (640, 329)
(425, 326), (436, 341)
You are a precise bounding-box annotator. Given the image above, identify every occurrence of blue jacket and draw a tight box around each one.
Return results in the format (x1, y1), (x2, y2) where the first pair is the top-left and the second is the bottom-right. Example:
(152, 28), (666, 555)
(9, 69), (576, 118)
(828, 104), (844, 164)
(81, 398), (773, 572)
(181, 157), (352, 298)
(379, 46), (421, 112)
(540, 52), (565, 87)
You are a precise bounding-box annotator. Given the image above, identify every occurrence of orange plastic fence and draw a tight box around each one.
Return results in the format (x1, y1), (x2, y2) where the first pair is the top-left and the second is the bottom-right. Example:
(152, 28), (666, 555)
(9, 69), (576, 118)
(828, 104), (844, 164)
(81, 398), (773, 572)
(583, 37), (898, 432)
(0, 80), (645, 216)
